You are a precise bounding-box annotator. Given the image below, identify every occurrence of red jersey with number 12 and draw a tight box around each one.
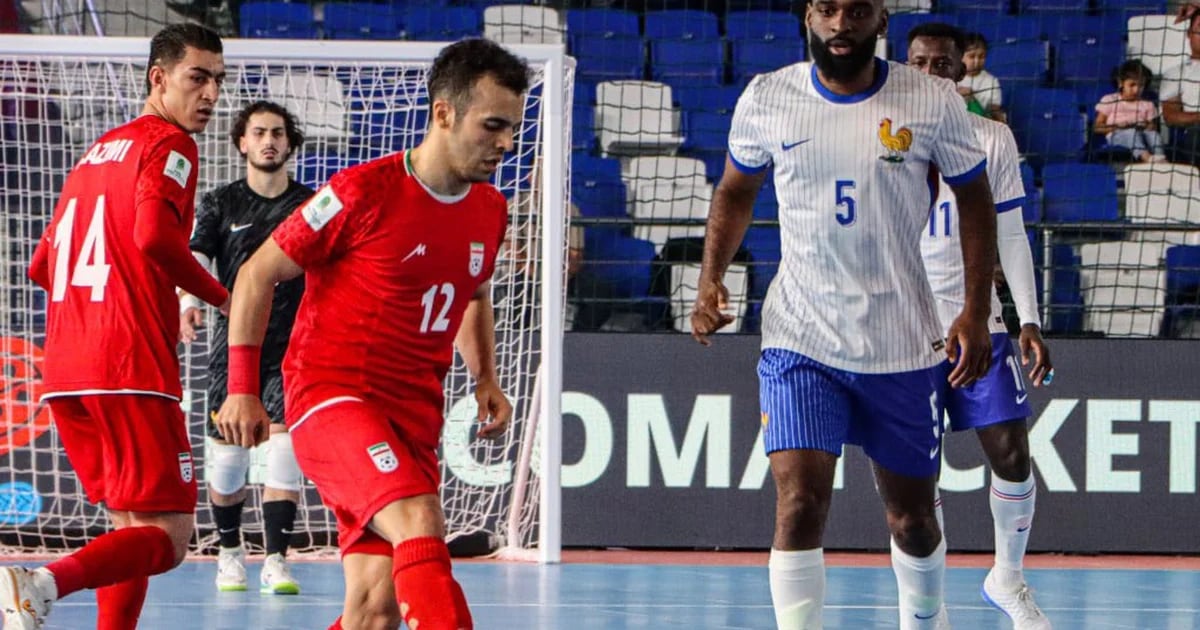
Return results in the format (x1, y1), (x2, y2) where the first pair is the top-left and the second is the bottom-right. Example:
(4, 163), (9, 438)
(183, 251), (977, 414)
(273, 150), (507, 428)
(32, 115), (200, 399)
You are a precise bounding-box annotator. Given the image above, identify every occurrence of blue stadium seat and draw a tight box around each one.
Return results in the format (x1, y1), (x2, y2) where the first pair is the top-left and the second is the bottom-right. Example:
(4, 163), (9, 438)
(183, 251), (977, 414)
(724, 10), (801, 40)
(674, 85), (742, 113)
(297, 150), (350, 189)
(1166, 245), (1200, 296)
(1054, 41), (1124, 85)
(1047, 243), (1085, 333)
(404, 6), (480, 40)
(324, 3), (400, 39)
(937, 0), (1010, 11)
(566, 8), (639, 40)
(650, 40), (726, 86)
(956, 15), (1042, 45)
(1019, 0), (1088, 12)
(1019, 161), (1041, 222)
(753, 177), (778, 220)
(240, 2), (316, 38)
(886, 13), (943, 62)
(1096, 0), (1168, 19)
(572, 153), (627, 219)
(985, 41), (1049, 82)
(740, 225), (780, 333)
(643, 9), (720, 40)
(583, 231), (658, 300)
(573, 103), (595, 151)
(1041, 163), (1120, 222)
(1040, 15), (1125, 45)
(572, 35), (645, 82)
(731, 38), (805, 84)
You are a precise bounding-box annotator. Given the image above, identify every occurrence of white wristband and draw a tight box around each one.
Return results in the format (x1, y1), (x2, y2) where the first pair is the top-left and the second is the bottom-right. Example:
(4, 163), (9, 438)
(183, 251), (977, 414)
(179, 294), (202, 316)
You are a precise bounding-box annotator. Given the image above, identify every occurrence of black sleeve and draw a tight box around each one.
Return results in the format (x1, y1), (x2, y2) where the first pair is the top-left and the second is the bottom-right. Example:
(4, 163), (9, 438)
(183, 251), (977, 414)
(189, 190), (223, 259)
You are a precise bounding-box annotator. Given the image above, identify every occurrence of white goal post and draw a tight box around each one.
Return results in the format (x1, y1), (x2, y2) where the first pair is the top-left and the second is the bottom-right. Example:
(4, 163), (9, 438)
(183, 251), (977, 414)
(0, 35), (571, 564)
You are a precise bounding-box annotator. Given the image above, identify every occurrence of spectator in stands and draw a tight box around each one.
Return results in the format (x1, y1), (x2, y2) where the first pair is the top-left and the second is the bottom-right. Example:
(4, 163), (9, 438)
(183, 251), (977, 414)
(1094, 61), (1168, 163)
(1161, 11), (1200, 165)
(958, 33), (1006, 123)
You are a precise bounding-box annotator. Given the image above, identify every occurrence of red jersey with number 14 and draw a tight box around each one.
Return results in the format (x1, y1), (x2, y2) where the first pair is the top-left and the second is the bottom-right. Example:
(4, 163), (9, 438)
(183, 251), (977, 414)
(273, 151), (507, 428)
(31, 115), (201, 400)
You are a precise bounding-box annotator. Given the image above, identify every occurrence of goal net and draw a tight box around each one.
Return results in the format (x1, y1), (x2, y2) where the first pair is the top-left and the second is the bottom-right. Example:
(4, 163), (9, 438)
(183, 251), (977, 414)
(0, 36), (571, 562)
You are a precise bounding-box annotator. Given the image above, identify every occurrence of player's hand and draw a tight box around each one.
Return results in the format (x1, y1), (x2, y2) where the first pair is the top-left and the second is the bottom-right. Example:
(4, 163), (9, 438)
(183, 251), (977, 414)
(690, 277), (735, 346)
(215, 394), (271, 448)
(1018, 324), (1053, 387)
(1175, 1), (1200, 23)
(473, 379), (512, 441)
(179, 307), (204, 343)
(945, 312), (992, 388)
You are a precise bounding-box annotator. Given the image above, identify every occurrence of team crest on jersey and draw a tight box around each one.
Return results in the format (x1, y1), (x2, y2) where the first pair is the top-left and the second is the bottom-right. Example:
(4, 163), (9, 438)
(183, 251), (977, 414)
(367, 442), (399, 473)
(878, 118), (913, 163)
(302, 186), (344, 231)
(469, 242), (485, 277)
(178, 452), (194, 483)
(163, 150), (192, 188)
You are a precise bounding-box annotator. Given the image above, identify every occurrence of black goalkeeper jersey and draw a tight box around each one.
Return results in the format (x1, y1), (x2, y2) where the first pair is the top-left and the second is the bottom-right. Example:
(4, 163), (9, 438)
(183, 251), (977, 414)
(189, 178), (314, 369)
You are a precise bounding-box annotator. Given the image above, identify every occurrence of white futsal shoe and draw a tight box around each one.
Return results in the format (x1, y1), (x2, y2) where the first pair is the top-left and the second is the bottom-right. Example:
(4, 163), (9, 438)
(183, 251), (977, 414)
(0, 567), (55, 629)
(215, 546), (248, 592)
(982, 569), (1052, 630)
(260, 553), (299, 595)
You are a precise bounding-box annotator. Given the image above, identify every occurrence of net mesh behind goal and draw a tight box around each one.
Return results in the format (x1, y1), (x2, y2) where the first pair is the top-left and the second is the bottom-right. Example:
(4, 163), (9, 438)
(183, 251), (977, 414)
(0, 37), (571, 560)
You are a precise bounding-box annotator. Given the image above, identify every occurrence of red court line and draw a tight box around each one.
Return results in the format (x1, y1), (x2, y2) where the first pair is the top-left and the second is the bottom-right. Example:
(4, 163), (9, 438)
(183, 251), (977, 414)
(561, 550), (1200, 570)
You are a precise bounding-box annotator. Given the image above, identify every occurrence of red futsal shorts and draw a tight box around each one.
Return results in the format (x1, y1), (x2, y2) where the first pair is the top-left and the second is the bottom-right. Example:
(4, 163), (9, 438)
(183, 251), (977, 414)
(289, 397), (442, 555)
(49, 394), (197, 513)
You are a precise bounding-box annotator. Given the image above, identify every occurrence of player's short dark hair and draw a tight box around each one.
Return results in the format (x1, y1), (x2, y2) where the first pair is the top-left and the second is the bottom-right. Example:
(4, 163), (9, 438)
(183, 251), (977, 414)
(907, 22), (967, 56)
(144, 23), (223, 96)
(427, 38), (531, 118)
(230, 100), (305, 158)
(963, 32), (988, 52)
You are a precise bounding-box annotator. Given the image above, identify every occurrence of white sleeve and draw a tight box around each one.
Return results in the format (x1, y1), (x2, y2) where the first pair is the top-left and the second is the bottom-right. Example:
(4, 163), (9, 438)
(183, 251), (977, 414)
(727, 76), (772, 174)
(987, 124), (1026, 212)
(1160, 64), (1184, 102)
(997, 209), (1041, 328)
(986, 73), (1002, 108)
(931, 78), (988, 186)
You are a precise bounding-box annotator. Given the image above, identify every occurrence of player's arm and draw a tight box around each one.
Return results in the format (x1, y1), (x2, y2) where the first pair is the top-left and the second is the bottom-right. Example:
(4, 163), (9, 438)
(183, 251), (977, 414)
(693, 78), (770, 345)
(996, 208), (1053, 386)
(455, 281), (511, 441)
(693, 162), (766, 344)
(947, 173), (997, 386)
(216, 236), (304, 448)
(28, 234), (50, 291)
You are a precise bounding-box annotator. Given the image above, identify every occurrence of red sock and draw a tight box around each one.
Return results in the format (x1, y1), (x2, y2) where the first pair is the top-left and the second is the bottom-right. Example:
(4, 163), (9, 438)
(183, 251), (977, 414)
(392, 537), (472, 630)
(326, 616), (344, 630)
(96, 577), (149, 630)
(45, 526), (175, 598)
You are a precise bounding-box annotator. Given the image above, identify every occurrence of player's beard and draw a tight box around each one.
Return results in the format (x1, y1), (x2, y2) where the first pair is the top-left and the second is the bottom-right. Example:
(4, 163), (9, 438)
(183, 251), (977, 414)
(247, 154), (287, 174)
(808, 30), (880, 83)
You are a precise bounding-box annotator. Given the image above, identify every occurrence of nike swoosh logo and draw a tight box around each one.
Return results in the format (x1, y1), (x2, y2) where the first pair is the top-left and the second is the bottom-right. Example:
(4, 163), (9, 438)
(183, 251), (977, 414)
(230, 223), (252, 233)
(218, 527), (238, 534)
(1017, 526), (1030, 532)
(782, 139), (811, 151)
(1016, 393), (1028, 404)
(914, 612), (938, 620)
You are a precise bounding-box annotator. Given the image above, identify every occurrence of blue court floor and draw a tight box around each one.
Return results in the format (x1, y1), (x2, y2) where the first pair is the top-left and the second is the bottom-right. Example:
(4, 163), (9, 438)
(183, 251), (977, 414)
(21, 560), (1200, 629)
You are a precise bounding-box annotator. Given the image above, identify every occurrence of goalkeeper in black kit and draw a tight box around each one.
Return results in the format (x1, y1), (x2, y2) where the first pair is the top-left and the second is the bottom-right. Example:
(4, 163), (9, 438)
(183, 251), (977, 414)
(179, 100), (312, 595)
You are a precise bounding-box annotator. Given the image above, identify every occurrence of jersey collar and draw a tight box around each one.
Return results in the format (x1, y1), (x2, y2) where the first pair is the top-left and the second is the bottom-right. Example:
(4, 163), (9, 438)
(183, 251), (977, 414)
(403, 149), (470, 205)
(810, 57), (889, 105)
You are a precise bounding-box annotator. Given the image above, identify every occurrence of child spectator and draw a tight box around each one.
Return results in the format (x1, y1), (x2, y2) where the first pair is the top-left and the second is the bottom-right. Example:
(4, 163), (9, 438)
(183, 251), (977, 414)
(1095, 61), (1168, 163)
(958, 33), (1006, 122)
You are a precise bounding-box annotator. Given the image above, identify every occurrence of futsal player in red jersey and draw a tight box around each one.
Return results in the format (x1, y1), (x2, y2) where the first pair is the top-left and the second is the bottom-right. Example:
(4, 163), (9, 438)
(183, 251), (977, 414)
(2, 24), (228, 630)
(216, 38), (531, 630)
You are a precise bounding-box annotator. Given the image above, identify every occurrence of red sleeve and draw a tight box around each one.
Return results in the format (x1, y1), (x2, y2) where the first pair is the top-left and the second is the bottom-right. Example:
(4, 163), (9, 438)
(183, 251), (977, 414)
(272, 175), (367, 268)
(28, 233), (50, 291)
(132, 132), (228, 306)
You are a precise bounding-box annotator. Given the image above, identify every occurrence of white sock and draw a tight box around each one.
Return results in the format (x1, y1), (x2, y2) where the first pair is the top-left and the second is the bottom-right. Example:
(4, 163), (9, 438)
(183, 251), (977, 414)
(989, 472), (1036, 587)
(769, 548), (825, 630)
(890, 537), (946, 630)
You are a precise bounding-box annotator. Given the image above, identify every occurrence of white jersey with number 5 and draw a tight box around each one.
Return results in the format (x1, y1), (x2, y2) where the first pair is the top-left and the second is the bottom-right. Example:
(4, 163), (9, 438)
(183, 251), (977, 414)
(729, 59), (987, 374)
(922, 115), (1025, 337)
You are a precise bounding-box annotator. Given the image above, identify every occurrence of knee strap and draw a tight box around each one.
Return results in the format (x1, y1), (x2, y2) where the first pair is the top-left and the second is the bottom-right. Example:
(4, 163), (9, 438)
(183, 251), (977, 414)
(207, 441), (250, 495)
(264, 432), (303, 492)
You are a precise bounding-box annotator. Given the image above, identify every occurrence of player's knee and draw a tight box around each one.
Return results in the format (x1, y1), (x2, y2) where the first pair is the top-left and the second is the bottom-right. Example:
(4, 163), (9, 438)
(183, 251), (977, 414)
(981, 421), (1032, 481)
(263, 432), (303, 492)
(887, 511), (941, 557)
(207, 441), (251, 496)
(774, 484), (831, 530)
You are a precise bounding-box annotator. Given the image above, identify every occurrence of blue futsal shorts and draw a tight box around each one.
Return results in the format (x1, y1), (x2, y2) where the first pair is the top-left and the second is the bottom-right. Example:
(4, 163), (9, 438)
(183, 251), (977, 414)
(941, 332), (1032, 432)
(758, 349), (945, 478)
